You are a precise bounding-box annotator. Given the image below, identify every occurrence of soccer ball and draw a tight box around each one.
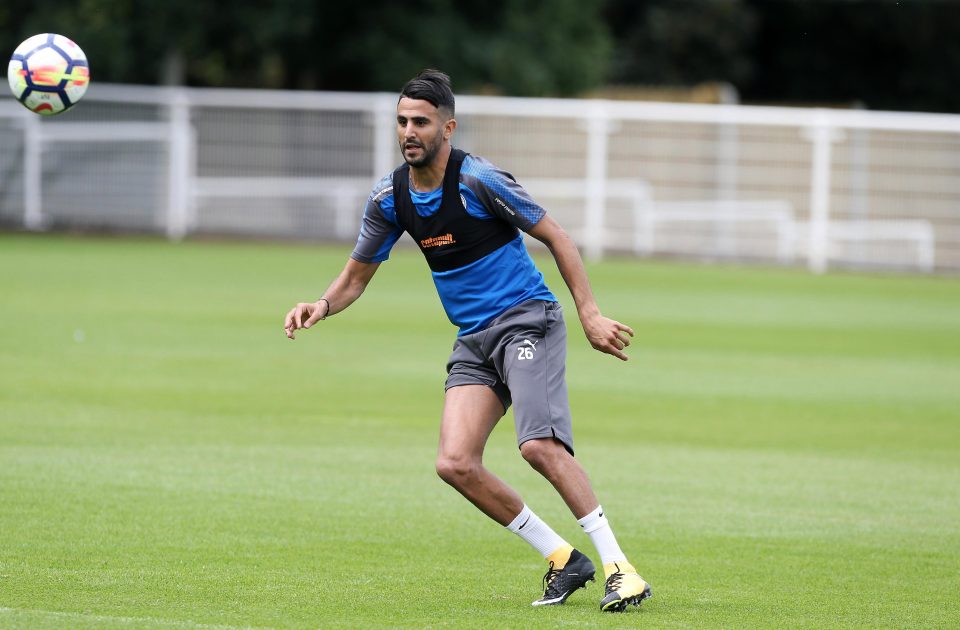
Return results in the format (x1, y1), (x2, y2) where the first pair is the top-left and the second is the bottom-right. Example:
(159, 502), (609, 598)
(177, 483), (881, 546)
(7, 33), (90, 116)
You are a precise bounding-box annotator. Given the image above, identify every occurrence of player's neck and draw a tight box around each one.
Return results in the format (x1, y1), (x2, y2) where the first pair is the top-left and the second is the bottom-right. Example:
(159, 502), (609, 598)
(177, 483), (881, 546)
(409, 144), (451, 192)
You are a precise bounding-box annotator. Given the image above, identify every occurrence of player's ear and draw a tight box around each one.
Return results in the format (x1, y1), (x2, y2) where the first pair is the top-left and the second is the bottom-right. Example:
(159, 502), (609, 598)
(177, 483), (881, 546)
(444, 118), (457, 140)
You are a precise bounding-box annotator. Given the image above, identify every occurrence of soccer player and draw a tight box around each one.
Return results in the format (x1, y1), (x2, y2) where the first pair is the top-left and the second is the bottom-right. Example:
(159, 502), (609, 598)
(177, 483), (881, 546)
(284, 69), (652, 612)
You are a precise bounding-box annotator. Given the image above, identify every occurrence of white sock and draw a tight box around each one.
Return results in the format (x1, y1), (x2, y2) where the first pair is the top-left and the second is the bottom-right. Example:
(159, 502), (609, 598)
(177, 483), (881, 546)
(577, 505), (627, 566)
(506, 505), (570, 559)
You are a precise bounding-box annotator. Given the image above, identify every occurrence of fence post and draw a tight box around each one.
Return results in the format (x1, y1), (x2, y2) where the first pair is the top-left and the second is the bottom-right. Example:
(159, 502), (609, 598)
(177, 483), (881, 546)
(166, 89), (192, 240)
(806, 113), (840, 274)
(715, 90), (741, 257)
(23, 114), (44, 230)
(373, 94), (396, 180)
(584, 104), (611, 261)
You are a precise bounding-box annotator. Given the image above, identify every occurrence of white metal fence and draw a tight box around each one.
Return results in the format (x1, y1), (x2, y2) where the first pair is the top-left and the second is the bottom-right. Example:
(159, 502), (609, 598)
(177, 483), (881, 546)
(3, 83), (960, 272)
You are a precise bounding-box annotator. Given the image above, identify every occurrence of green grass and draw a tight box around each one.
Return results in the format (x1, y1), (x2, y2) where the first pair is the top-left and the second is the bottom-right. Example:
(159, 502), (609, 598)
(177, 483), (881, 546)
(1, 233), (959, 629)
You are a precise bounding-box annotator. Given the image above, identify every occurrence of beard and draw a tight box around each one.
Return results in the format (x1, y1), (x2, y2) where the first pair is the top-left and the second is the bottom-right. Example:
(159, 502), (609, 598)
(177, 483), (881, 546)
(401, 133), (443, 167)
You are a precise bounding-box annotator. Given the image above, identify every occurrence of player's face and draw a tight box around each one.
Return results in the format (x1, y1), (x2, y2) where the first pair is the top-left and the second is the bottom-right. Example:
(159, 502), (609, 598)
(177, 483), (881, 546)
(396, 97), (454, 167)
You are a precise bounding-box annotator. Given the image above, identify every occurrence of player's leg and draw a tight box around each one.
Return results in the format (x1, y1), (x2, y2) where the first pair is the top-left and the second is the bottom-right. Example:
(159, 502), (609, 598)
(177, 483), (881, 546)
(519, 437), (597, 517)
(436, 384), (594, 606)
(506, 301), (652, 612)
(436, 384), (521, 525)
(520, 438), (652, 611)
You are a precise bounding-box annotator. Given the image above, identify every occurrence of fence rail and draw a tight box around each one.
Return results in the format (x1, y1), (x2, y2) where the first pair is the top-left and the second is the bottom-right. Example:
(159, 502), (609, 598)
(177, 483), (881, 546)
(2, 84), (960, 272)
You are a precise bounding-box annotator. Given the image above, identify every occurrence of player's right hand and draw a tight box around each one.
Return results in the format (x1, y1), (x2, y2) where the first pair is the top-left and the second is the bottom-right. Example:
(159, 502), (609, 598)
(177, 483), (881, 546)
(284, 301), (327, 339)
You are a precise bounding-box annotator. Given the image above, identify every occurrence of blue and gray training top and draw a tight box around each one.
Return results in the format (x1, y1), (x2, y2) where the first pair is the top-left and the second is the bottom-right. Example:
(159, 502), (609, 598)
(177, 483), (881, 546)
(350, 153), (556, 336)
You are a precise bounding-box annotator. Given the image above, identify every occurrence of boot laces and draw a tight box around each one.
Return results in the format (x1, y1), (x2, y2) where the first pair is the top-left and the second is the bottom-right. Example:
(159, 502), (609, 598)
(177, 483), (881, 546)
(605, 566), (625, 595)
(542, 561), (563, 596)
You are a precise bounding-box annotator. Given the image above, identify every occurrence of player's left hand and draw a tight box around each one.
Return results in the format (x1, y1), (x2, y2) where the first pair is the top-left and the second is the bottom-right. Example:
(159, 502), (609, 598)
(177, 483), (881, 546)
(582, 314), (634, 361)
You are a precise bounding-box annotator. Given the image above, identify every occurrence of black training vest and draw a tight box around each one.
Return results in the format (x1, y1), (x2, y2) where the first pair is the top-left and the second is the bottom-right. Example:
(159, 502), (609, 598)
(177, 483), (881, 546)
(392, 149), (518, 272)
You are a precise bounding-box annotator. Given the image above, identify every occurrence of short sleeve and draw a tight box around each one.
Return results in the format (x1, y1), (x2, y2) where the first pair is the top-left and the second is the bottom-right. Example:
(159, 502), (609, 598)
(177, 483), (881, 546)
(350, 175), (404, 263)
(459, 155), (546, 232)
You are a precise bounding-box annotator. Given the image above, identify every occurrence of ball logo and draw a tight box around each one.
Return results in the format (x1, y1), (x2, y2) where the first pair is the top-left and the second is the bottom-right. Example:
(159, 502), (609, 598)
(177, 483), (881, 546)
(29, 66), (88, 87)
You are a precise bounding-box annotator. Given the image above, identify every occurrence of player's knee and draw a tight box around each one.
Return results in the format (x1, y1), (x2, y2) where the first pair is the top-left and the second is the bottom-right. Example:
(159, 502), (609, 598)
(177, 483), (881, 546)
(436, 455), (480, 488)
(520, 438), (566, 474)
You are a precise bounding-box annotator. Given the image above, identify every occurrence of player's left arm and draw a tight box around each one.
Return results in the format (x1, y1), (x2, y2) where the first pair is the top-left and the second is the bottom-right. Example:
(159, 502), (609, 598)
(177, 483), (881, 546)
(527, 215), (634, 361)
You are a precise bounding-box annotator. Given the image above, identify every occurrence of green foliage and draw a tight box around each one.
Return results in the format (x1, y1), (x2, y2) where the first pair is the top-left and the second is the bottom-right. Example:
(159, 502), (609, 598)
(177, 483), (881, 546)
(482, 0), (612, 96)
(743, 0), (960, 111)
(606, 0), (758, 86)
(3, 1), (960, 109)
(1, 234), (959, 628)
(327, 0), (612, 96)
(0, 0), (612, 95)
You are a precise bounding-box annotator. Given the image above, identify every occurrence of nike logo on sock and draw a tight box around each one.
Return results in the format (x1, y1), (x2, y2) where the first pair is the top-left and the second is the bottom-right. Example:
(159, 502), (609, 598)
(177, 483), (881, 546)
(518, 516), (532, 530)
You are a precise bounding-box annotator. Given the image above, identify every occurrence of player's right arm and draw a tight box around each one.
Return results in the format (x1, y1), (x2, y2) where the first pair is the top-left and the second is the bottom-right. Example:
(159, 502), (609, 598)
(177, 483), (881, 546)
(284, 258), (380, 339)
(284, 174), (402, 340)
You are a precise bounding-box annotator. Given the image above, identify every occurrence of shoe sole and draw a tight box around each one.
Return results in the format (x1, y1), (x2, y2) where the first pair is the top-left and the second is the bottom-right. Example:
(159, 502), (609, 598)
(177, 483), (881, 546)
(531, 571), (596, 606)
(600, 583), (653, 612)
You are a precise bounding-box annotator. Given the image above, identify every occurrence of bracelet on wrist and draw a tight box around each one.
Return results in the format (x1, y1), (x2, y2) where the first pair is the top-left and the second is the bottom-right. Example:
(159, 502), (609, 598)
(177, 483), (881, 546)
(317, 297), (330, 320)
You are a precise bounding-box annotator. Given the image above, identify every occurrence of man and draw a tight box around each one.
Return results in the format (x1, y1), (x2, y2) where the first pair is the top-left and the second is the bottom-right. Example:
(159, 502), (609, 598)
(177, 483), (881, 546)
(284, 69), (652, 612)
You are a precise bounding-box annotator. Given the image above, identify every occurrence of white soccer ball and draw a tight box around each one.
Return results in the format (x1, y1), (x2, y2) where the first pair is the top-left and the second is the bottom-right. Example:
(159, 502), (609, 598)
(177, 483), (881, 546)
(7, 33), (90, 116)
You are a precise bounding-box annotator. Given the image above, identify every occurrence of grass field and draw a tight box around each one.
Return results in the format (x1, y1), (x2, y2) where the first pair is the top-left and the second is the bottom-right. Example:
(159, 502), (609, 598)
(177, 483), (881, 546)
(1, 233), (959, 629)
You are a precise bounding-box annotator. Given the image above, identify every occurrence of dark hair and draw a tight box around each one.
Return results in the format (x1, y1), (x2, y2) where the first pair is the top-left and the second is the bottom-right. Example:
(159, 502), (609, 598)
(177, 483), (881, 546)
(400, 69), (455, 117)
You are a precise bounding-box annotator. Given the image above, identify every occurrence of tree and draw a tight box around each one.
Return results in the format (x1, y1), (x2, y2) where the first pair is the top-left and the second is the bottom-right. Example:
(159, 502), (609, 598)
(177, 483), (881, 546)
(604, 0), (758, 87)
(1, 0), (612, 96)
(742, 0), (960, 112)
(329, 0), (612, 96)
(4, 0), (959, 111)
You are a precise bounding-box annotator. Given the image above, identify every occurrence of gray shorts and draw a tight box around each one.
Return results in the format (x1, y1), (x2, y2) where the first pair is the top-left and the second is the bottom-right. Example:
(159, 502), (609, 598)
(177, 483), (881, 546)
(445, 300), (574, 454)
